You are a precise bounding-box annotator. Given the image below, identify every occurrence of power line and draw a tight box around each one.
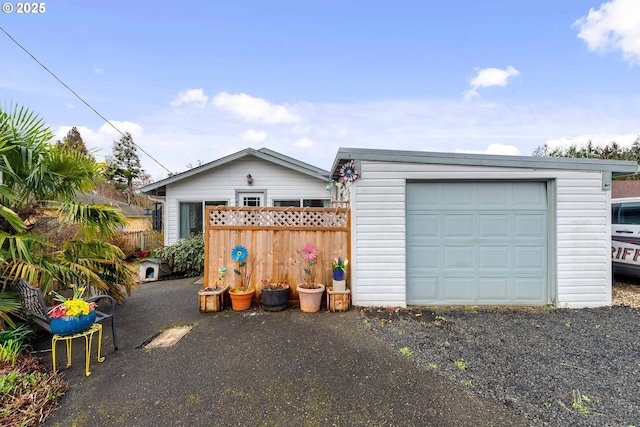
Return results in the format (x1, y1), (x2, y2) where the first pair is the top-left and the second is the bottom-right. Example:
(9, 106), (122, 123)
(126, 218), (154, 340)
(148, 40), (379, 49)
(0, 25), (173, 175)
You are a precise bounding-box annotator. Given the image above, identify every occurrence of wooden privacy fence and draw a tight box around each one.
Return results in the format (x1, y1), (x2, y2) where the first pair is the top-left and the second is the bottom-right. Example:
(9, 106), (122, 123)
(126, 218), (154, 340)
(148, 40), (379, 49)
(120, 230), (163, 252)
(204, 206), (350, 300)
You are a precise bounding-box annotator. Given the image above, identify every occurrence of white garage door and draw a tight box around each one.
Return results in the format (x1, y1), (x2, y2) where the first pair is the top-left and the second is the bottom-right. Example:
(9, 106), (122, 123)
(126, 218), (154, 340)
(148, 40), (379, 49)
(406, 181), (548, 305)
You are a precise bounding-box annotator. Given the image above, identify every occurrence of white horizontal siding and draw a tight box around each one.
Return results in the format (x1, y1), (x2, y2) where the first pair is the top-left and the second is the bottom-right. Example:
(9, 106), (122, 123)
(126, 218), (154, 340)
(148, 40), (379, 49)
(351, 160), (611, 308)
(555, 174), (611, 307)
(164, 157), (328, 245)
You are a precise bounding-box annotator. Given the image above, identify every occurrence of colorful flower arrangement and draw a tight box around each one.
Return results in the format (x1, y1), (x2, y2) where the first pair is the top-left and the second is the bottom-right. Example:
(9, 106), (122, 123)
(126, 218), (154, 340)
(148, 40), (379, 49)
(331, 257), (348, 272)
(48, 285), (97, 319)
(299, 243), (321, 289)
(231, 245), (259, 293)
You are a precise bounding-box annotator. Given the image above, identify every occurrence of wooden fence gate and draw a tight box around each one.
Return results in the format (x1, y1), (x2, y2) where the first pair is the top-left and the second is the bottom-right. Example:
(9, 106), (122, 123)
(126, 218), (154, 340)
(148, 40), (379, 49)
(204, 206), (350, 300)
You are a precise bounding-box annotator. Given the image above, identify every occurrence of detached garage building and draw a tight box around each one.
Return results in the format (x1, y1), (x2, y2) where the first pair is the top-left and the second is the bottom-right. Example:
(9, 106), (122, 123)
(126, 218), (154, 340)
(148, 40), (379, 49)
(331, 148), (638, 308)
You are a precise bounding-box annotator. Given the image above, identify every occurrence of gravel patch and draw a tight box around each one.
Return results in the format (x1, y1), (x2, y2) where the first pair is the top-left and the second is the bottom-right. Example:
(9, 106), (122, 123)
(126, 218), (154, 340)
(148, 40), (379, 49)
(360, 283), (640, 426)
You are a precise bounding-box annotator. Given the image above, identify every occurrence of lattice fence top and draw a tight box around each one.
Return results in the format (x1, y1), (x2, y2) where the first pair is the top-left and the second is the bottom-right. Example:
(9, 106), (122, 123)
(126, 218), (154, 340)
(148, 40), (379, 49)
(207, 207), (349, 229)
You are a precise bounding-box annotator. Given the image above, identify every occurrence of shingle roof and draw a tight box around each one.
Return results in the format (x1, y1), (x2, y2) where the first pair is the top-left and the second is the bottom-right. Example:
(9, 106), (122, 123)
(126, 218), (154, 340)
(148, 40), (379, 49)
(140, 147), (330, 197)
(612, 180), (640, 199)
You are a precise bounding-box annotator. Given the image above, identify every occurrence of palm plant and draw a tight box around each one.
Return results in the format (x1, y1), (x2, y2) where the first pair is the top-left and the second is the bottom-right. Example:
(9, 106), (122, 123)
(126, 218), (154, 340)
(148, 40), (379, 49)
(0, 104), (136, 308)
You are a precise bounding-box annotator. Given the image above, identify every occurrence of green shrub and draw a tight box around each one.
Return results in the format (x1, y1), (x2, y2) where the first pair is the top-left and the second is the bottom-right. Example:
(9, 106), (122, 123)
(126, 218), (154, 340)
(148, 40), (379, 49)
(154, 234), (204, 277)
(0, 324), (32, 345)
(0, 325), (33, 367)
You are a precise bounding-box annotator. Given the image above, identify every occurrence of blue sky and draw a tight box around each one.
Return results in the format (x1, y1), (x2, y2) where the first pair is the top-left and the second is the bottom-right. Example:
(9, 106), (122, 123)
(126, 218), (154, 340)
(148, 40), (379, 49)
(2, 0), (639, 180)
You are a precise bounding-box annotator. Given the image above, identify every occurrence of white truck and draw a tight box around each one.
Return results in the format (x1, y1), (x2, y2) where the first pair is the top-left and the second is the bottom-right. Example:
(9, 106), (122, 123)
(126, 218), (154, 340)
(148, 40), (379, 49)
(612, 197), (640, 277)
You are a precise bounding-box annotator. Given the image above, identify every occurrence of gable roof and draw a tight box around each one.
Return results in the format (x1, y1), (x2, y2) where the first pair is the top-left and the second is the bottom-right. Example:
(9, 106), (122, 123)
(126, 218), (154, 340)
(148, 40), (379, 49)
(75, 192), (148, 217)
(140, 147), (330, 197)
(331, 147), (639, 181)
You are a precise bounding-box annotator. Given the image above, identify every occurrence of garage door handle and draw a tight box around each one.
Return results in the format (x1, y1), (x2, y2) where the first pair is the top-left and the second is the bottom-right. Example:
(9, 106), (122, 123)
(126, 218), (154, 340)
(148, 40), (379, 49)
(615, 230), (634, 233)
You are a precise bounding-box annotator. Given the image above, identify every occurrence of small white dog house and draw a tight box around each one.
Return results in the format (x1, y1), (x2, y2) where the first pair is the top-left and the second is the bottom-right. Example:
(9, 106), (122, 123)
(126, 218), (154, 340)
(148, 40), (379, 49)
(139, 258), (171, 282)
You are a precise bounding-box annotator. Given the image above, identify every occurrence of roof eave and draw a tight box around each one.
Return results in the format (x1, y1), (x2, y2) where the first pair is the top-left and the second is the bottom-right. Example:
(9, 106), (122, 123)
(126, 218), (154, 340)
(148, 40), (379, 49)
(331, 147), (639, 180)
(139, 147), (330, 195)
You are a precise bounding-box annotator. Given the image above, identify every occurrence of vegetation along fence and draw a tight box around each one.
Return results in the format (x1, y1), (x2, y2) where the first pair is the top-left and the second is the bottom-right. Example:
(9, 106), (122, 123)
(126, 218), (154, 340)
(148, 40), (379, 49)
(204, 206), (350, 300)
(119, 230), (163, 254)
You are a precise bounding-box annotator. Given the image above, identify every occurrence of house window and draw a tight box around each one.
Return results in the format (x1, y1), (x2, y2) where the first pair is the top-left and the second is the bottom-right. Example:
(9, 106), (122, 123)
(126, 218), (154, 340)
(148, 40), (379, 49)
(273, 200), (301, 207)
(303, 199), (331, 207)
(205, 201), (228, 208)
(273, 199), (331, 207)
(179, 200), (228, 238)
(237, 192), (264, 207)
(179, 202), (203, 238)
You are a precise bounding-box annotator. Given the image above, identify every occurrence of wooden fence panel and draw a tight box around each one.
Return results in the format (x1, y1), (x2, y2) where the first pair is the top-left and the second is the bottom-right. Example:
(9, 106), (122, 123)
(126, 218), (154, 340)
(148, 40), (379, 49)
(204, 207), (350, 300)
(119, 230), (163, 253)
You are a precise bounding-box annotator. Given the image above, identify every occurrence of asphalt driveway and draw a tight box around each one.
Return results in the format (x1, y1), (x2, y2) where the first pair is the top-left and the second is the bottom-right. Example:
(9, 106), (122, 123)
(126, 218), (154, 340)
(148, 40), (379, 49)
(38, 277), (531, 427)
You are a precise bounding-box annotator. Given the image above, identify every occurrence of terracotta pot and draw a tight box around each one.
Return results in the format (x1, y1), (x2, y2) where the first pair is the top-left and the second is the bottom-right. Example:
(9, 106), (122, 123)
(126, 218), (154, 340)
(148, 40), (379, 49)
(297, 284), (325, 313)
(229, 289), (255, 311)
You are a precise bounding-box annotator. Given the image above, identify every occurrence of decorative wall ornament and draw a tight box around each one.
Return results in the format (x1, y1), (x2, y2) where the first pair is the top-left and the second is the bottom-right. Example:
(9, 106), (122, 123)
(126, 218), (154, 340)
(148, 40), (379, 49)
(339, 160), (359, 183)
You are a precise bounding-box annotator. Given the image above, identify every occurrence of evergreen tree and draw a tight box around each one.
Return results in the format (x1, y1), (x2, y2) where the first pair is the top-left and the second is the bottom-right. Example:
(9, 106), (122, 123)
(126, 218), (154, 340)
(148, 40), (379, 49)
(55, 126), (93, 160)
(533, 137), (640, 180)
(106, 132), (142, 204)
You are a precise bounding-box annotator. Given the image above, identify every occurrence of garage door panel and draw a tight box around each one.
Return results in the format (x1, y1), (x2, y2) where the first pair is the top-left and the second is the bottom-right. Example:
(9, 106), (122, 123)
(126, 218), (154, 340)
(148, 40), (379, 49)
(514, 182), (547, 207)
(407, 277), (439, 303)
(444, 214), (474, 237)
(443, 277), (474, 300)
(406, 185), (439, 209)
(478, 246), (509, 269)
(513, 278), (546, 301)
(478, 215), (510, 238)
(443, 184), (474, 208)
(477, 278), (510, 301)
(407, 213), (439, 237)
(443, 246), (474, 269)
(477, 183), (511, 208)
(407, 246), (439, 269)
(407, 181), (548, 305)
(514, 246), (545, 269)
(514, 215), (546, 238)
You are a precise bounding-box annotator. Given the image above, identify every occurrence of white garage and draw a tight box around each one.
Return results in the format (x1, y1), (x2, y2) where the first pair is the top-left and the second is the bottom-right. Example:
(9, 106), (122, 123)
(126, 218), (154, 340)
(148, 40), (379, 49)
(331, 148), (638, 308)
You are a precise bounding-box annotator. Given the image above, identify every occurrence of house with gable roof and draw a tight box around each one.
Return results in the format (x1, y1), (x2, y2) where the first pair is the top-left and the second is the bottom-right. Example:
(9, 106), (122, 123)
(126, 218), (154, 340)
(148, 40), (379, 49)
(140, 148), (331, 246)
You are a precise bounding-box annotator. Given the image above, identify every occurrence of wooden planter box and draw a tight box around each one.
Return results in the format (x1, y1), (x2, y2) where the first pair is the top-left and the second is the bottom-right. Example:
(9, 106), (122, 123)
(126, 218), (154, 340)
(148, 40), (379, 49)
(326, 288), (350, 312)
(198, 286), (228, 312)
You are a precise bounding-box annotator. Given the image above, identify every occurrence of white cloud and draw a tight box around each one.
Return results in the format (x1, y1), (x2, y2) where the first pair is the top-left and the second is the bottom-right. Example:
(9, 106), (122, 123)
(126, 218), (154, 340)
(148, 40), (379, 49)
(240, 129), (267, 143)
(170, 88), (209, 108)
(463, 66), (520, 100)
(66, 95), (640, 181)
(99, 121), (144, 139)
(455, 143), (521, 156)
(294, 137), (314, 149)
(573, 0), (640, 65)
(212, 92), (300, 124)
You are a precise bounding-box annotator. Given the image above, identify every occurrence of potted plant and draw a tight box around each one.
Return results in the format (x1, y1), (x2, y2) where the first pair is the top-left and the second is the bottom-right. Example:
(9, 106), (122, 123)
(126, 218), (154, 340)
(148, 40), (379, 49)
(260, 278), (290, 312)
(331, 257), (348, 280)
(331, 257), (348, 291)
(296, 243), (325, 313)
(229, 245), (259, 311)
(198, 266), (228, 312)
(48, 285), (98, 336)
